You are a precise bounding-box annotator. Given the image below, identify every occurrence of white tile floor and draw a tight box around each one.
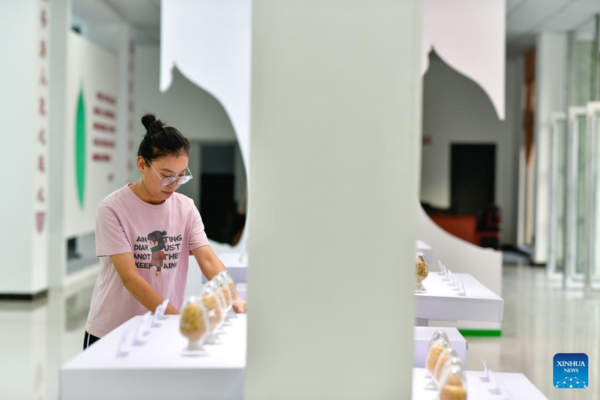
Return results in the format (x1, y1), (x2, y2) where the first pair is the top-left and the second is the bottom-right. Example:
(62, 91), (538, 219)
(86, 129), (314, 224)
(466, 265), (600, 400)
(0, 264), (598, 399)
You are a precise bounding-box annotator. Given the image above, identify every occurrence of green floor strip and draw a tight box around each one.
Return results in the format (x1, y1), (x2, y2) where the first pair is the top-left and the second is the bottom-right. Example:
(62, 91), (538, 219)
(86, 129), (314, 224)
(458, 329), (502, 337)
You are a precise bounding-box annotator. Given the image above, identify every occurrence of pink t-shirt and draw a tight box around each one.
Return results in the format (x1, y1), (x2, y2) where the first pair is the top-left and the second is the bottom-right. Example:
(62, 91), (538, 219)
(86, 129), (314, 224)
(85, 184), (209, 337)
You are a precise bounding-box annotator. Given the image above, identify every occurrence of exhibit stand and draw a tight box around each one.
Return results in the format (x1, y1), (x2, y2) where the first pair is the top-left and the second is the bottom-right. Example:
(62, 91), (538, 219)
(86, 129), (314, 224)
(61, 313), (548, 400)
(415, 268), (504, 326)
(61, 315), (246, 400)
(412, 368), (548, 400)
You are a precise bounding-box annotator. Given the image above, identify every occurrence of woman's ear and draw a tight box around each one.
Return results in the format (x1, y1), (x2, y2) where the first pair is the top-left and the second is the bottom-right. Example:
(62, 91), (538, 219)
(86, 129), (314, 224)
(136, 156), (146, 173)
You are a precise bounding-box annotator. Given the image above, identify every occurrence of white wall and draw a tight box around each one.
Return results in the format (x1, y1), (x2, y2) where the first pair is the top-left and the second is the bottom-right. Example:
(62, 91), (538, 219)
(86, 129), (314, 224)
(533, 32), (568, 264)
(84, 24), (137, 187)
(64, 32), (121, 238)
(134, 45), (237, 144)
(420, 53), (523, 245)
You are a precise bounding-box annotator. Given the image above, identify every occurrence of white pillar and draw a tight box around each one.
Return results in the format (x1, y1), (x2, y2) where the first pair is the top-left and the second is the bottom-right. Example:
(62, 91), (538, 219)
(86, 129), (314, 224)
(533, 32), (568, 264)
(48, 0), (71, 288)
(245, 1), (423, 398)
(0, 0), (51, 296)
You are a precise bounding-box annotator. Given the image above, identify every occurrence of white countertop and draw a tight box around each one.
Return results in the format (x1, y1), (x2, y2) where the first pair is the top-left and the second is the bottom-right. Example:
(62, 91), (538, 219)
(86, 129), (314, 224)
(415, 272), (504, 323)
(61, 315), (246, 400)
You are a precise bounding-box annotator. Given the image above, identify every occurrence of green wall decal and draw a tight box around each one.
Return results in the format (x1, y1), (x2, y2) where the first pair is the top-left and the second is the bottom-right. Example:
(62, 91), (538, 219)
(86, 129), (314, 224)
(75, 85), (86, 209)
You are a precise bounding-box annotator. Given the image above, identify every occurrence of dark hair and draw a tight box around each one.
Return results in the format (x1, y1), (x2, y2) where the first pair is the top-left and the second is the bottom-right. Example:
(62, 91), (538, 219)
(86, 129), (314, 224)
(138, 114), (190, 163)
(148, 230), (167, 248)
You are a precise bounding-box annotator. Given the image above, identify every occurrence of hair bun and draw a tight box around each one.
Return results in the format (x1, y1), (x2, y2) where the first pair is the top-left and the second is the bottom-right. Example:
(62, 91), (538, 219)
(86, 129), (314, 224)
(141, 114), (156, 130)
(141, 113), (165, 135)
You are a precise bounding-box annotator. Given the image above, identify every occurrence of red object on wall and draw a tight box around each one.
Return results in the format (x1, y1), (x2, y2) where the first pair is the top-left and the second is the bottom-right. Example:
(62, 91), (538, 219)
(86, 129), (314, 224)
(93, 123), (115, 133)
(93, 154), (111, 162)
(430, 215), (479, 245)
(96, 92), (117, 105)
(36, 212), (46, 233)
(39, 40), (46, 57)
(39, 98), (46, 115)
(40, 9), (47, 28)
(93, 138), (115, 148)
(38, 155), (45, 172)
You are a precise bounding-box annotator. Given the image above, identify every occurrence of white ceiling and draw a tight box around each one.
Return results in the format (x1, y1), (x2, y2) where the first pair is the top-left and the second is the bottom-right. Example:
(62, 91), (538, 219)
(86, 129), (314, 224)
(74, 0), (600, 54)
(72, 0), (161, 44)
(507, 0), (600, 55)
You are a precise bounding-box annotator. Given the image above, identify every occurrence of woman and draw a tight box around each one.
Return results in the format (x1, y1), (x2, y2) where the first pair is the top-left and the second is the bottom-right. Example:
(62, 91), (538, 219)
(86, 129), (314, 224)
(84, 114), (246, 349)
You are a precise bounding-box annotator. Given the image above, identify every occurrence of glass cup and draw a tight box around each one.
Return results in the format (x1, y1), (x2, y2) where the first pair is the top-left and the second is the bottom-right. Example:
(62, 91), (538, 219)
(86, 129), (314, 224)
(428, 330), (449, 350)
(218, 270), (238, 303)
(438, 363), (468, 400)
(179, 296), (209, 354)
(201, 285), (225, 334)
(214, 275), (233, 312)
(426, 338), (451, 376)
(434, 348), (460, 385)
(206, 280), (227, 315)
(416, 251), (429, 292)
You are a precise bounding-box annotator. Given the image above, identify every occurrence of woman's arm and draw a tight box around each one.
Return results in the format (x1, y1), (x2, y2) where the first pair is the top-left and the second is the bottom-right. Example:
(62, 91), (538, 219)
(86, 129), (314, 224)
(191, 246), (247, 313)
(110, 253), (180, 315)
(191, 245), (226, 280)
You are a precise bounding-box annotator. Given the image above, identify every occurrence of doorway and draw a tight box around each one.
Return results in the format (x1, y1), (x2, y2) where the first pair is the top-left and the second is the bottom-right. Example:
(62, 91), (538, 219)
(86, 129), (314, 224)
(450, 144), (496, 215)
(199, 144), (246, 244)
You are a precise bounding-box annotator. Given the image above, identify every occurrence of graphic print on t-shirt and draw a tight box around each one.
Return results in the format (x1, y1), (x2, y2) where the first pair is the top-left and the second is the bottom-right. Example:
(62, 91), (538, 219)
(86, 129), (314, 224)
(148, 230), (167, 276)
(133, 231), (183, 276)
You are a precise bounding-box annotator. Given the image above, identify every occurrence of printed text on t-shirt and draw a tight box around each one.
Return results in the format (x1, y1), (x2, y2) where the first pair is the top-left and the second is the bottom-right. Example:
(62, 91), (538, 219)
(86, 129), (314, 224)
(133, 234), (183, 271)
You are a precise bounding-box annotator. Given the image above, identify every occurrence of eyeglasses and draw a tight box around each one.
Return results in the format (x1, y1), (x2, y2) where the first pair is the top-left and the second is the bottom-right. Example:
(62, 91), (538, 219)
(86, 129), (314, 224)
(146, 159), (193, 187)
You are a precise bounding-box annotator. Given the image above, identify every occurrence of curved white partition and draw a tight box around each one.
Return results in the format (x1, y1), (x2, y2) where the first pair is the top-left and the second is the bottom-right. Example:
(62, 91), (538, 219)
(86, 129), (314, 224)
(422, 0), (505, 120)
(417, 202), (502, 296)
(161, 0), (251, 172)
(161, 0), (251, 249)
(160, 0), (505, 302)
(419, 0), (505, 301)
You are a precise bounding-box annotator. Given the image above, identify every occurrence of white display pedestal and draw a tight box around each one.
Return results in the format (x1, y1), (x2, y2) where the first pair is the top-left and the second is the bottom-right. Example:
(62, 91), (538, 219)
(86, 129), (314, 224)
(417, 239), (433, 264)
(414, 327), (466, 368)
(412, 368), (548, 399)
(61, 315), (247, 400)
(62, 316), (545, 399)
(415, 272), (504, 326)
(203, 251), (247, 283)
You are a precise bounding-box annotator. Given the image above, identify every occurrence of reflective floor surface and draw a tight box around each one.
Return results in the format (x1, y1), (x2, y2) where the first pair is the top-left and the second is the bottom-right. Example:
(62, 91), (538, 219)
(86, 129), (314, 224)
(467, 265), (599, 400)
(0, 264), (598, 399)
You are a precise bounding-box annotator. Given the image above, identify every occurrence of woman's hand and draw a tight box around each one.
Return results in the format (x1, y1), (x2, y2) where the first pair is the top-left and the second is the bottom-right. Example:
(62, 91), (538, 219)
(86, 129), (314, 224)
(233, 297), (247, 314)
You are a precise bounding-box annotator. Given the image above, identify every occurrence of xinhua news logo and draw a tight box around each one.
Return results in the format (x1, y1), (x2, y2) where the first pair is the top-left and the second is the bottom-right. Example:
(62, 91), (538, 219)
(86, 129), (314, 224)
(554, 353), (588, 389)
